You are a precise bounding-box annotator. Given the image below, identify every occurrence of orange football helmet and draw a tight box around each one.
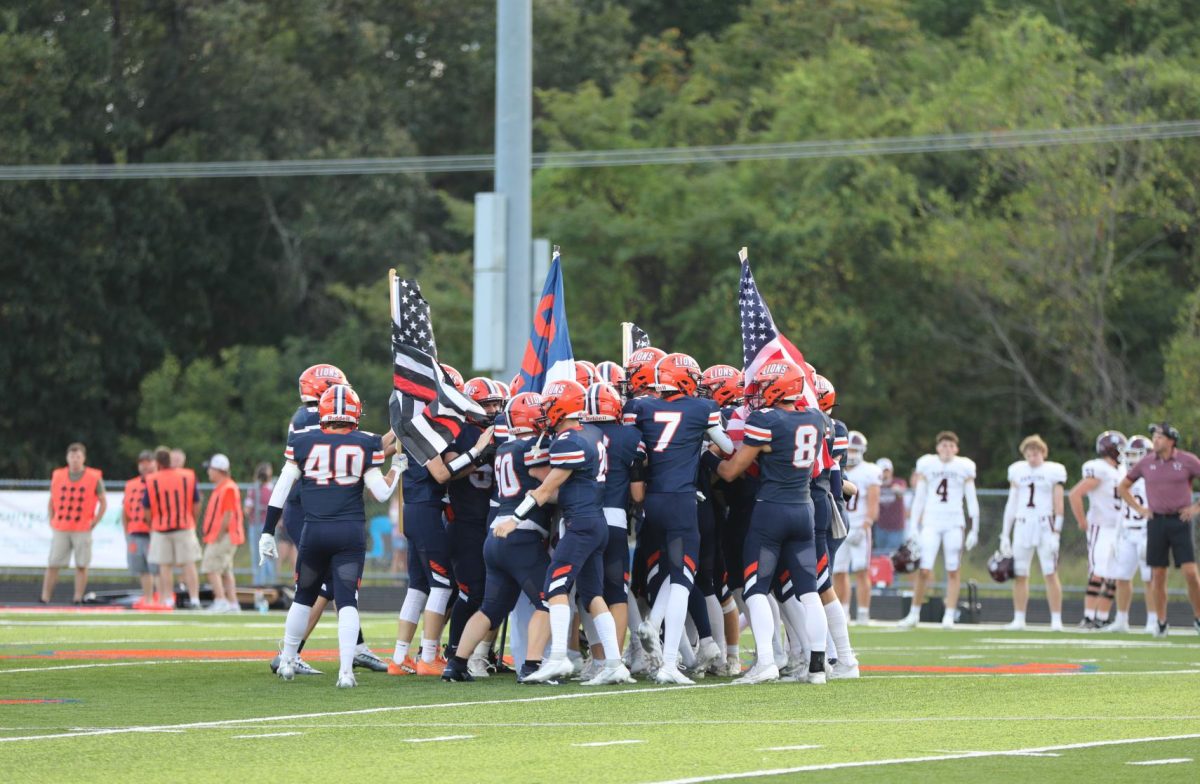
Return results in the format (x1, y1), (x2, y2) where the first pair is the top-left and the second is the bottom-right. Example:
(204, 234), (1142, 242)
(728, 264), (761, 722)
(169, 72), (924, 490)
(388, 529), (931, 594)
(298, 364), (348, 403)
(318, 384), (362, 427)
(584, 382), (624, 422)
(700, 364), (744, 407)
(540, 379), (587, 429)
(653, 353), (702, 396)
(754, 360), (806, 408)
(440, 363), (465, 392)
(575, 361), (599, 388)
(464, 377), (509, 415)
(625, 347), (666, 396)
(813, 374), (836, 412)
(595, 361), (625, 388)
(505, 392), (544, 435)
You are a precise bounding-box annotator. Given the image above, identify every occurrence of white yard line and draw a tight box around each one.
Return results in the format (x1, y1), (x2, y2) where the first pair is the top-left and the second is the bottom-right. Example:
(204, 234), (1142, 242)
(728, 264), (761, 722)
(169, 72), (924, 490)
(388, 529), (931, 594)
(232, 732), (303, 739)
(1127, 758), (1192, 766)
(758, 745), (822, 752)
(0, 659), (260, 674)
(0, 637), (282, 647)
(573, 740), (645, 747)
(638, 733), (1200, 784)
(402, 735), (474, 743)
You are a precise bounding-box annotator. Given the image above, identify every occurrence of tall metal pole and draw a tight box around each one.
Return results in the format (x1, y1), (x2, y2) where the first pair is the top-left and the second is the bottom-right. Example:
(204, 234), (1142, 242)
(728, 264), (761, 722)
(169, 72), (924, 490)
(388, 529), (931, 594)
(496, 0), (533, 379)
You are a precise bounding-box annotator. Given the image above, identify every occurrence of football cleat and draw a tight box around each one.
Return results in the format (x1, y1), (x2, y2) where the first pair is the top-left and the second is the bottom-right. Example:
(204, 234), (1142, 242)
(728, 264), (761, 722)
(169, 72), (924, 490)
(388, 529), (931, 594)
(277, 656), (297, 681)
(1152, 622), (1169, 638)
(467, 654), (491, 678)
(1003, 619), (1025, 631)
(725, 653), (744, 676)
(415, 656), (447, 676)
(941, 615), (956, 630)
(576, 657), (602, 682)
(441, 658), (474, 682)
(830, 660), (860, 680)
(652, 665), (695, 685)
(522, 657), (575, 684)
(582, 662), (636, 686)
(637, 621), (665, 673)
(293, 657), (323, 675)
(897, 613), (919, 629)
(692, 639), (722, 677)
(779, 652), (806, 678)
(1104, 619), (1130, 633)
(336, 671), (357, 689)
(807, 671), (828, 685)
(387, 656), (418, 676)
(353, 645), (389, 672)
(627, 646), (650, 676)
(1077, 617), (1097, 630)
(1050, 617), (1064, 632)
(734, 661), (779, 685)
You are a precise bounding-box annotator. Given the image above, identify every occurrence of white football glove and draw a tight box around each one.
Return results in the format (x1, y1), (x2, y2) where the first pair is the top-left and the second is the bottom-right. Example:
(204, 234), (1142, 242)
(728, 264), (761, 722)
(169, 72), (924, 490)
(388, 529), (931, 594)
(391, 452), (409, 474)
(964, 527), (979, 551)
(998, 534), (1013, 559)
(258, 533), (278, 565)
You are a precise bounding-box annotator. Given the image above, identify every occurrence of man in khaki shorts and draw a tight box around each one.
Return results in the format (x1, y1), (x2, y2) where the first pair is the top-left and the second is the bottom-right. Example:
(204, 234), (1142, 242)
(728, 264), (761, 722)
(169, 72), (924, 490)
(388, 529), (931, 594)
(144, 447), (202, 609)
(201, 454), (245, 613)
(41, 443), (106, 604)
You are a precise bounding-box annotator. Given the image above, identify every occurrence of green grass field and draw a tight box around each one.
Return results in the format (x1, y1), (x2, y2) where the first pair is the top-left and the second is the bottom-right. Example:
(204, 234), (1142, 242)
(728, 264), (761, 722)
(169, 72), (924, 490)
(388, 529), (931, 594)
(2, 611), (1199, 782)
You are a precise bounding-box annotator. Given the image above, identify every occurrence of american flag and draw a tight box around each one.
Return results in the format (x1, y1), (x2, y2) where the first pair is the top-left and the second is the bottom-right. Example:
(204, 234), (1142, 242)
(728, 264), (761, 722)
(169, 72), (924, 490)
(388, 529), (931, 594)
(729, 249), (820, 442)
(388, 274), (485, 465)
(630, 322), (652, 350)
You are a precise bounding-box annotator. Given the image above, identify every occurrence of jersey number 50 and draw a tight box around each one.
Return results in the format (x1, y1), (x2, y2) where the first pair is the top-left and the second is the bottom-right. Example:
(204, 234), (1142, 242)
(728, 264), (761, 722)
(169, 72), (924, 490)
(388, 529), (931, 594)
(303, 444), (364, 486)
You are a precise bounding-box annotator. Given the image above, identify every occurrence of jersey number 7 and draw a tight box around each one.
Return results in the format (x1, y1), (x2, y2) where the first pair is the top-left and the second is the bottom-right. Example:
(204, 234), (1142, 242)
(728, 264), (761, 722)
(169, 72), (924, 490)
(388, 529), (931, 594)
(652, 411), (682, 452)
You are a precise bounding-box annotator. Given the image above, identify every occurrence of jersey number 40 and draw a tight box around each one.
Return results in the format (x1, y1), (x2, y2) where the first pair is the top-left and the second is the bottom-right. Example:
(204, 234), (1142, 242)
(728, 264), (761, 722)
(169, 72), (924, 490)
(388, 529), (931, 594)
(303, 444), (365, 486)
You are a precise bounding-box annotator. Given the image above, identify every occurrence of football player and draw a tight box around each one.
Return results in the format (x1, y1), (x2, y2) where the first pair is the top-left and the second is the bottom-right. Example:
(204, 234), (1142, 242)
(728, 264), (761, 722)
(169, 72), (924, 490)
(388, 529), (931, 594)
(898, 431), (980, 629)
(443, 378), (507, 675)
(260, 385), (403, 687)
(629, 354), (732, 684)
(271, 364), (388, 676)
(837, 431), (881, 624)
(1069, 430), (1127, 629)
(519, 381), (634, 686)
(1000, 435), (1067, 631)
(442, 393), (553, 682)
(717, 361), (829, 684)
(1110, 434), (1154, 633)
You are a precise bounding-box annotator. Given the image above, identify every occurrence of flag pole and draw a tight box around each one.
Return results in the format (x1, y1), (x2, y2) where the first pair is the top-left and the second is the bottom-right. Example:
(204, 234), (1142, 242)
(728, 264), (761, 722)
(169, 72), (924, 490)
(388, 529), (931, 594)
(620, 322), (634, 365)
(738, 246), (748, 263)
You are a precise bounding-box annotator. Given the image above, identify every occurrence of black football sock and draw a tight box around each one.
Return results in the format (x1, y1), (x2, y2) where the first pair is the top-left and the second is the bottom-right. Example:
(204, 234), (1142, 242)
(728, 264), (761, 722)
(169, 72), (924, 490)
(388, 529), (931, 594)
(808, 651), (826, 674)
(356, 629), (365, 646)
(297, 638), (307, 654)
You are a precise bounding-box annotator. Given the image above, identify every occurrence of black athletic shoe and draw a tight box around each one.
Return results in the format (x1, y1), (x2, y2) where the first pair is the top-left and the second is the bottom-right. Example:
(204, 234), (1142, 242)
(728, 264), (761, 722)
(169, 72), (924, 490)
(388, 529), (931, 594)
(1193, 617), (1200, 635)
(517, 660), (542, 684)
(441, 657), (474, 682)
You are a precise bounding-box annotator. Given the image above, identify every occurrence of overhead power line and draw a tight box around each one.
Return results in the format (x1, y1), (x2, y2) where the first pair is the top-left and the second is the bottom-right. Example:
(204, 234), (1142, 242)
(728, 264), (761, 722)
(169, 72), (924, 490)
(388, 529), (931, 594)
(1, 120), (1198, 181)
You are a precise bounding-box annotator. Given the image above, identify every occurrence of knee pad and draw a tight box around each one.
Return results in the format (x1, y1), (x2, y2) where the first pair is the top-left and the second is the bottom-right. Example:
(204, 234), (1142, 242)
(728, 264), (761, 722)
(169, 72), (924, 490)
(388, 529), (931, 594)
(426, 586), (453, 615)
(398, 588), (428, 625)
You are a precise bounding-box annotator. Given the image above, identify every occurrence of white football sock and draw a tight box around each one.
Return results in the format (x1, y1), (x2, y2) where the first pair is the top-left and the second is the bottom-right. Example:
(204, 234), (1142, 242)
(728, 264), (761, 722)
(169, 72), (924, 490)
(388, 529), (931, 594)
(840, 600), (850, 618)
(802, 593), (828, 653)
(392, 640), (410, 663)
(592, 611), (621, 661)
(1050, 611), (1063, 626)
(1147, 611), (1159, 628)
(706, 594), (726, 652)
(768, 595), (786, 662)
(282, 603), (312, 658)
(824, 599), (853, 663)
(579, 606), (600, 651)
(1085, 607), (1097, 620)
(856, 606), (871, 623)
(549, 603), (571, 659)
(338, 606), (360, 676)
(942, 607), (955, 624)
(420, 638), (439, 663)
(1012, 610), (1026, 625)
(398, 588), (427, 625)
(1115, 610), (1129, 626)
(648, 582), (670, 629)
(684, 613), (699, 648)
(780, 597), (807, 657)
(626, 598), (643, 651)
(745, 593), (776, 665)
(660, 582), (690, 667)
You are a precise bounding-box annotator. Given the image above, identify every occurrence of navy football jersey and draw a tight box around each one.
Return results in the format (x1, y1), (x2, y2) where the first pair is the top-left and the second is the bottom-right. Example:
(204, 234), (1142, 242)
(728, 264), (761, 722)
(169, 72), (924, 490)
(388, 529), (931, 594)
(401, 442), (445, 504)
(447, 423), (495, 523)
(548, 423), (605, 519)
(808, 409), (836, 493)
(285, 428), (386, 525)
(283, 405), (320, 526)
(593, 421), (645, 510)
(632, 396), (721, 494)
(742, 407), (826, 504)
(492, 436), (551, 528)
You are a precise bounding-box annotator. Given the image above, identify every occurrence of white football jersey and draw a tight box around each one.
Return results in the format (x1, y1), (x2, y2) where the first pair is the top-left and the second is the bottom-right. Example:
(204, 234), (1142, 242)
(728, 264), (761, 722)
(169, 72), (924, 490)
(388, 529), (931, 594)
(1081, 458), (1124, 529)
(1121, 476), (1148, 529)
(915, 454), (976, 522)
(844, 461), (883, 528)
(1006, 460), (1067, 520)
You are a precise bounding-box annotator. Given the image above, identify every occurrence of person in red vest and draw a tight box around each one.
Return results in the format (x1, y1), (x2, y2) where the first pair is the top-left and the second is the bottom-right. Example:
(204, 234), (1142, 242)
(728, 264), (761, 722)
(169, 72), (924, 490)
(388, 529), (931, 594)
(122, 450), (158, 608)
(40, 443), (107, 604)
(201, 454), (245, 613)
(143, 447), (202, 609)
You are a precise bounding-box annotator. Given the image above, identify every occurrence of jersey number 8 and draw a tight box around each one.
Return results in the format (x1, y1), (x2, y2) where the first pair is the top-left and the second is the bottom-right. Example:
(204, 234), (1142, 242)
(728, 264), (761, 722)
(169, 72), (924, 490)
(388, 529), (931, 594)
(792, 425), (820, 469)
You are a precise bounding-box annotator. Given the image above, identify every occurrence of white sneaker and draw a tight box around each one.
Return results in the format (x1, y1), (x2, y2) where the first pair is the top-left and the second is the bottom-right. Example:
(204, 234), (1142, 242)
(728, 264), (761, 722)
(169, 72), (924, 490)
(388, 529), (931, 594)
(897, 613), (919, 629)
(779, 652), (806, 678)
(277, 655), (297, 681)
(1105, 620), (1130, 633)
(724, 653), (743, 676)
(567, 654), (584, 676)
(734, 660), (780, 685)
(467, 654), (491, 678)
(830, 660), (860, 680)
(807, 671), (828, 685)
(1003, 619), (1025, 631)
(1050, 618), (1064, 632)
(582, 662), (636, 686)
(523, 657), (575, 684)
(336, 671), (357, 688)
(628, 647), (650, 675)
(693, 639), (722, 676)
(779, 669), (808, 683)
(576, 658), (602, 682)
(653, 665), (695, 685)
(637, 621), (664, 672)
(206, 599), (228, 614)
(856, 609), (871, 624)
(941, 615), (955, 629)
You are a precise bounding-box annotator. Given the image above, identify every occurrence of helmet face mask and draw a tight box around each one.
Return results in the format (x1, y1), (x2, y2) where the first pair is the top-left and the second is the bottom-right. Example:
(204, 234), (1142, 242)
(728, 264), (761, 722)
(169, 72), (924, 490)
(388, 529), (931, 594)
(753, 360), (804, 408)
(988, 550), (1015, 583)
(540, 380), (587, 430)
(1095, 430), (1127, 462)
(624, 347), (666, 397)
(505, 392), (544, 435)
(846, 430), (868, 467)
(891, 539), (921, 574)
(653, 353), (702, 396)
(1124, 434), (1151, 466)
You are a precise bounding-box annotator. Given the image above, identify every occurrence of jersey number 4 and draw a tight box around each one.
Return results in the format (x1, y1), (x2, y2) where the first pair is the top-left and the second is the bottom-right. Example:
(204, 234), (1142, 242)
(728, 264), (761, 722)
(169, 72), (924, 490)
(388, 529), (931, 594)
(303, 444), (364, 486)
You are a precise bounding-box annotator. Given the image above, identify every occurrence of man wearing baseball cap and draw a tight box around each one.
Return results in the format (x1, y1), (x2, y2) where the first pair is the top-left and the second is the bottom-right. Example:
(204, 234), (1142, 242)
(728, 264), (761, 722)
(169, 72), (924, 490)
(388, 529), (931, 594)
(201, 454), (245, 613)
(1118, 422), (1200, 636)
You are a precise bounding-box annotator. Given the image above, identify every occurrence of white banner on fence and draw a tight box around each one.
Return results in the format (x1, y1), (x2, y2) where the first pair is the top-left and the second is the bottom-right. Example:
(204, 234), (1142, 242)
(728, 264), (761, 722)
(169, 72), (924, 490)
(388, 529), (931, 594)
(0, 491), (131, 569)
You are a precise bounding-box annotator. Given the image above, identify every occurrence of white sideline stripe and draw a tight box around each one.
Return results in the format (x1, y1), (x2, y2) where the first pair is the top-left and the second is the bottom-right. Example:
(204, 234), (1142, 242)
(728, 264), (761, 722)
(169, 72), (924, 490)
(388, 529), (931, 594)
(875, 669), (1200, 680)
(402, 735), (474, 743)
(758, 745), (822, 752)
(637, 733), (1200, 784)
(0, 682), (731, 743)
(1127, 758), (1193, 766)
(574, 740), (645, 747)
(0, 659), (259, 674)
(0, 637), (282, 646)
(233, 732), (303, 739)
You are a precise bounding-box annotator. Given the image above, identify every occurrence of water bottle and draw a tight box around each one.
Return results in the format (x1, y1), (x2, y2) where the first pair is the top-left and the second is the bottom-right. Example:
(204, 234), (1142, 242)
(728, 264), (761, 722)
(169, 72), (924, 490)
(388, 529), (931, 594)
(254, 590), (269, 613)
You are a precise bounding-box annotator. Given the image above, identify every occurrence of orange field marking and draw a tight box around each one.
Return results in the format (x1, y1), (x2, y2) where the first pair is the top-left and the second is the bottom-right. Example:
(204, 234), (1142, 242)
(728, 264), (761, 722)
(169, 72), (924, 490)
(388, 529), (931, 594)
(862, 663), (1085, 674)
(0, 649), (340, 661)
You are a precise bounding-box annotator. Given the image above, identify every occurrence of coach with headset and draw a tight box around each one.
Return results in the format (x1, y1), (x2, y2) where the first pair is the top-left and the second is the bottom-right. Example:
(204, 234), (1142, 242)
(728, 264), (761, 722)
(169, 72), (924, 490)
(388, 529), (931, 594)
(1118, 422), (1200, 636)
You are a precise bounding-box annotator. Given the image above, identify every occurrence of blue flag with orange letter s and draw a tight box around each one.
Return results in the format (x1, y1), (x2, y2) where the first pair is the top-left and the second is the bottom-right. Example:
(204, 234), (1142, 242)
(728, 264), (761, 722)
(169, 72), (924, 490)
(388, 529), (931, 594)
(514, 249), (574, 395)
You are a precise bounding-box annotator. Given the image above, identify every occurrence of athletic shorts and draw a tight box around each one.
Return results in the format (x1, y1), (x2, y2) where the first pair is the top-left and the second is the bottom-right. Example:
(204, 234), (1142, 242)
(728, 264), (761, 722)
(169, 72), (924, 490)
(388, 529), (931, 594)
(743, 500), (818, 599)
(1089, 526), (1120, 580)
(403, 502), (453, 595)
(1113, 527), (1150, 583)
(48, 529), (92, 568)
(1147, 514), (1196, 569)
(1012, 518), (1059, 578)
(919, 525), (964, 572)
(149, 529), (201, 565)
(200, 535), (237, 574)
(544, 514), (607, 604)
(832, 527), (871, 574)
(127, 533), (152, 575)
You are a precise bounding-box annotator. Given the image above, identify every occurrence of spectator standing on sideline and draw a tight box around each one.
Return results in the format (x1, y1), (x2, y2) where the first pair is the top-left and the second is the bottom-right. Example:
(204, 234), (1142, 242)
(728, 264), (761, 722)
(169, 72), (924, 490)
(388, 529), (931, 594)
(874, 458), (907, 555)
(201, 454), (245, 612)
(144, 447), (202, 609)
(123, 450), (158, 607)
(40, 443), (106, 604)
(1119, 422), (1200, 636)
(245, 462), (276, 585)
(170, 448), (187, 469)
